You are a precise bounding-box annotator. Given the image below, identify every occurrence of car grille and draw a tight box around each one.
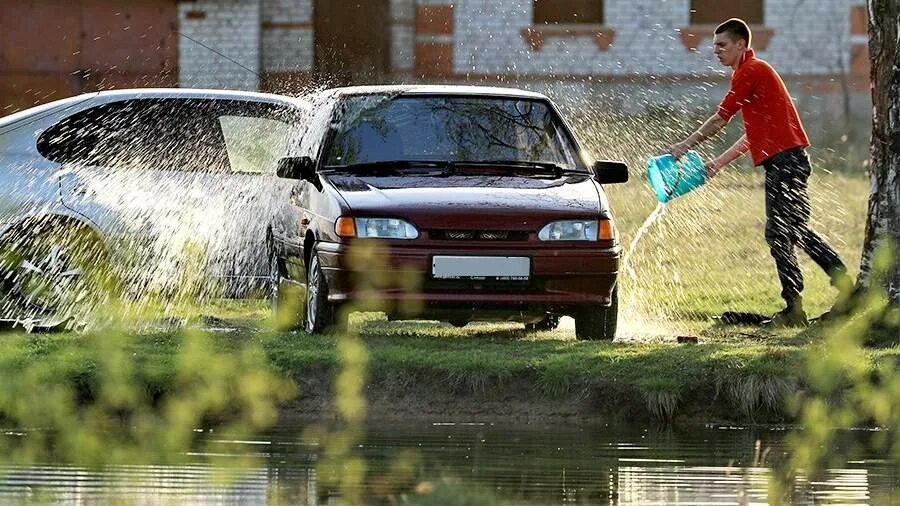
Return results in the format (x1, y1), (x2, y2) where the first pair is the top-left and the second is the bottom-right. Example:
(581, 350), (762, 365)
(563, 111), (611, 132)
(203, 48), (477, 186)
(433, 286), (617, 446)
(429, 230), (530, 241)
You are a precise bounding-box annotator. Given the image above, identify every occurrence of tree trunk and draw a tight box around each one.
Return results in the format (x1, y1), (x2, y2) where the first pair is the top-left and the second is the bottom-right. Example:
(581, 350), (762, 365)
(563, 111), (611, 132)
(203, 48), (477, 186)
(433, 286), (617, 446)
(858, 0), (900, 302)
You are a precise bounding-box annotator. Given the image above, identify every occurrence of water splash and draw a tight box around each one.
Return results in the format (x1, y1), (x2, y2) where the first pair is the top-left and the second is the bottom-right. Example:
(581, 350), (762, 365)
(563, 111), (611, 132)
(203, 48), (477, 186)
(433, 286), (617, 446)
(621, 201), (667, 281)
(0, 90), (335, 329)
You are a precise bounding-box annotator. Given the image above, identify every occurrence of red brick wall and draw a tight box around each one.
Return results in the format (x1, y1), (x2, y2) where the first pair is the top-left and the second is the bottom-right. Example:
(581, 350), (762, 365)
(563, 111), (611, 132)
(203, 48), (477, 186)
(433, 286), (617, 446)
(0, 0), (178, 115)
(415, 4), (454, 77)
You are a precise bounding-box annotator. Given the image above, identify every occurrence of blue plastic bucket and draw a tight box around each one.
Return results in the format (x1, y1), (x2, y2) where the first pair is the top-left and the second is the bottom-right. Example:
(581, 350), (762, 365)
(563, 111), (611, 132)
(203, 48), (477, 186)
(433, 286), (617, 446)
(646, 151), (707, 203)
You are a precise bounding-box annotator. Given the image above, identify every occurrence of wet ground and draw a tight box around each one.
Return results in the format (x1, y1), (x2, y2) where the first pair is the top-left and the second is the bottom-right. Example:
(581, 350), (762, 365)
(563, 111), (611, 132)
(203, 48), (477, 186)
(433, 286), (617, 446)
(0, 422), (893, 504)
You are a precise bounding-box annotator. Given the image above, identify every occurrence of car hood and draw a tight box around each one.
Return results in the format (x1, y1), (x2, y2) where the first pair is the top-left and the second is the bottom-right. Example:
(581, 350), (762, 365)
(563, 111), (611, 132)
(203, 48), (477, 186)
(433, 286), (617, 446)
(326, 173), (607, 230)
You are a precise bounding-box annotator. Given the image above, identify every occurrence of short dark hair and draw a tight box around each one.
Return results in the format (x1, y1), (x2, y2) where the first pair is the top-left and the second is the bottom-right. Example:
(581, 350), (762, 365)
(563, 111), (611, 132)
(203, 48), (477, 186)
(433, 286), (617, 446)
(715, 18), (752, 47)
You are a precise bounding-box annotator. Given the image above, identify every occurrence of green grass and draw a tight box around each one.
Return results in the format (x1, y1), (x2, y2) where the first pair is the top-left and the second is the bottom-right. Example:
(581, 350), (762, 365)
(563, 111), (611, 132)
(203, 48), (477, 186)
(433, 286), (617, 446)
(3, 309), (896, 424)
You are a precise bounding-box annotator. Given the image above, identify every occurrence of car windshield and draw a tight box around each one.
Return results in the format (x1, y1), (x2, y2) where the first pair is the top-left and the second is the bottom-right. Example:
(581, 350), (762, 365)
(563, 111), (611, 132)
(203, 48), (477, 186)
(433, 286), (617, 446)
(324, 95), (583, 171)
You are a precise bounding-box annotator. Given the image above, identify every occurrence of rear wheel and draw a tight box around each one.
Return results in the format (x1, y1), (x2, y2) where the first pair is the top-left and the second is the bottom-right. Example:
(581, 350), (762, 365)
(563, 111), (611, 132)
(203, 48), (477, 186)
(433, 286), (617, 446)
(575, 286), (618, 340)
(1, 223), (114, 329)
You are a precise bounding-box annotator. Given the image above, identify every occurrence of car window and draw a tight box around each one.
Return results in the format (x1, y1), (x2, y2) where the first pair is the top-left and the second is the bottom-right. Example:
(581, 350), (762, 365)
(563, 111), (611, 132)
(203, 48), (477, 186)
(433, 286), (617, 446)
(325, 96), (581, 170)
(219, 115), (293, 173)
(38, 98), (301, 173)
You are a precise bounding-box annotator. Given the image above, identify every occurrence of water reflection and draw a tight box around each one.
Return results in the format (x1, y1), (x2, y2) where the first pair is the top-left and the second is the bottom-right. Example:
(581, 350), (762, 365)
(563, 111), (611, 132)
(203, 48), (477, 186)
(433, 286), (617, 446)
(0, 464), (271, 504)
(618, 466), (870, 505)
(0, 423), (892, 504)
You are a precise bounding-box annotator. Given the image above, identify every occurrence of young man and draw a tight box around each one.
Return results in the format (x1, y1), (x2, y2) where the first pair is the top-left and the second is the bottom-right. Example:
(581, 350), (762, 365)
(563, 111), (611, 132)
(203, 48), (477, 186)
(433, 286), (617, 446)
(669, 18), (851, 326)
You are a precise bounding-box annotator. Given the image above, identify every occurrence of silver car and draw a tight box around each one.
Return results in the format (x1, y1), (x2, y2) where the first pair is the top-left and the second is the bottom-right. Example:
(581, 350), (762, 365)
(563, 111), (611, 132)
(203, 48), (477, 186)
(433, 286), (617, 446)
(0, 89), (309, 327)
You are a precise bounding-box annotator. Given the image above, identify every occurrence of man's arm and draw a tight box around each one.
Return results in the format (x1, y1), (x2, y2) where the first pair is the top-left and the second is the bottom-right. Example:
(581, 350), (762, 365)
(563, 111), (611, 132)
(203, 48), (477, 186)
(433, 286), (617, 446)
(670, 113), (730, 159)
(704, 134), (749, 178)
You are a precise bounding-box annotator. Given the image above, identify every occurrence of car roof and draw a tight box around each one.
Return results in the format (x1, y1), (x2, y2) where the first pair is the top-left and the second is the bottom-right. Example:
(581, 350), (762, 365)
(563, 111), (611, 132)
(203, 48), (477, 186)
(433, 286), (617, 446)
(93, 87), (308, 106)
(324, 85), (549, 100)
(0, 88), (310, 135)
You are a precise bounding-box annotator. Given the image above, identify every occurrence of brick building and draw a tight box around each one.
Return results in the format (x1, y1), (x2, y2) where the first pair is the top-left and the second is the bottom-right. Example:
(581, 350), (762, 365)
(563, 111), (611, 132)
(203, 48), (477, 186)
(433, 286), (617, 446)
(1, 1), (870, 113)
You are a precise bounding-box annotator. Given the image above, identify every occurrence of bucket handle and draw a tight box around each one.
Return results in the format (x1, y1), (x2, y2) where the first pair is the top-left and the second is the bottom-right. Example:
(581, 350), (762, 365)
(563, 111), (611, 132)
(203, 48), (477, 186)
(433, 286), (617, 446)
(663, 156), (685, 200)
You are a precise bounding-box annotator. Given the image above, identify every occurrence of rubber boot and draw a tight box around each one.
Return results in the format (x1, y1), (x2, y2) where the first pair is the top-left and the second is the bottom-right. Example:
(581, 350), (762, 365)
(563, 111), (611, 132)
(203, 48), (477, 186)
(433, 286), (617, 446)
(766, 299), (809, 327)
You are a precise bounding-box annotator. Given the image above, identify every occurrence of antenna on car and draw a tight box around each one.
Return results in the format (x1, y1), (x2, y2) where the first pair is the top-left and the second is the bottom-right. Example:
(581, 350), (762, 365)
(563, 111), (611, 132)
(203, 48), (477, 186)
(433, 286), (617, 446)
(176, 31), (265, 81)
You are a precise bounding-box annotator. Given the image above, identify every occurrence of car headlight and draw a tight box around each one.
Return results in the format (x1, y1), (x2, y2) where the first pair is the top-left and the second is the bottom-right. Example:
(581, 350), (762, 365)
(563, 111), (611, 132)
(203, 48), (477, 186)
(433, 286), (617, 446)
(538, 219), (616, 241)
(336, 217), (419, 239)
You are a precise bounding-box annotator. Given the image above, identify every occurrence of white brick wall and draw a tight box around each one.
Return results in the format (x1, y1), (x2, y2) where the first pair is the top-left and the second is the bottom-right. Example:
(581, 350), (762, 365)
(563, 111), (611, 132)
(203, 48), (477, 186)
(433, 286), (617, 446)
(764, 0), (851, 76)
(262, 28), (313, 72)
(261, 0), (313, 72)
(262, 0), (311, 23)
(454, 0), (856, 77)
(178, 0), (261, 90)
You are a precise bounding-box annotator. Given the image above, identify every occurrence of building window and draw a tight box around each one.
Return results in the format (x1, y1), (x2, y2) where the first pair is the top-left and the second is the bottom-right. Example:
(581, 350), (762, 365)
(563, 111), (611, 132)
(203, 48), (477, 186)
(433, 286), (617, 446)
(680, 0), (772, 52)
(533, 0), (604, 25)
(525, 0), (613, 52)
(690, 0), (763, 25)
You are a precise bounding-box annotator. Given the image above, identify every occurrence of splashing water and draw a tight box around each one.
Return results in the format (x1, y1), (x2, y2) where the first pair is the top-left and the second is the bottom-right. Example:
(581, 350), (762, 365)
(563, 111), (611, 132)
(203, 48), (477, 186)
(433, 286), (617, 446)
(621, 201), (667, 282)
(615, 200), (689, 340)
(0, 89), (336, 329)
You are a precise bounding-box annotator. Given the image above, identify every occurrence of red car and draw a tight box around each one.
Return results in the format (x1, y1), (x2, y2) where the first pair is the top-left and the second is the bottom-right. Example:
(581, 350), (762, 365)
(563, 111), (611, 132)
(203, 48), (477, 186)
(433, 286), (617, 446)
(269, 86), (628, 339)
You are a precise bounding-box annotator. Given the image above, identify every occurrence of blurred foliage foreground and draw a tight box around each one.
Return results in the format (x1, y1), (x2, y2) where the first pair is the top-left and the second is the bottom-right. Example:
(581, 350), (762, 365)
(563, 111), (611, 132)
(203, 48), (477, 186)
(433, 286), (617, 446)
(0, 168), (896, 503)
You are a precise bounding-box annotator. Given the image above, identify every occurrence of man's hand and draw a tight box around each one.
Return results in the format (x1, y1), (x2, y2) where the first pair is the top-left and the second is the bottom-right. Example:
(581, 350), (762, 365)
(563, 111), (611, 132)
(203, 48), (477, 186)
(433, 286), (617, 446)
(703, 161), (719, 179)
(669, 142), (690, 160)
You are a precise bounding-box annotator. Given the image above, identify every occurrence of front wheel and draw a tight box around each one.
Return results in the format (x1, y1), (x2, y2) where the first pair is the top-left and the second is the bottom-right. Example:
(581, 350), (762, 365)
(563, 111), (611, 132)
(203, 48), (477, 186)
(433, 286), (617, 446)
(305, 247), (336, 333)
(269, 240), (305, 331)
(575, 286), (618, 340)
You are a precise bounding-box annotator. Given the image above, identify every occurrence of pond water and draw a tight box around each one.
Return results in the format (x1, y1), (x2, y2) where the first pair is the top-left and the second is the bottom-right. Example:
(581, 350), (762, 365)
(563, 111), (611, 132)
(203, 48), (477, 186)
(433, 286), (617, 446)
(0, 422), (893, 504)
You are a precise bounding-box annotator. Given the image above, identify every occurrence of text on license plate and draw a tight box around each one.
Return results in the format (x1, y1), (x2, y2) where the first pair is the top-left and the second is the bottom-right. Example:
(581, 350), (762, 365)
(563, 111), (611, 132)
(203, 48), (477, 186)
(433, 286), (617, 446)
(431, 256), (530, 280)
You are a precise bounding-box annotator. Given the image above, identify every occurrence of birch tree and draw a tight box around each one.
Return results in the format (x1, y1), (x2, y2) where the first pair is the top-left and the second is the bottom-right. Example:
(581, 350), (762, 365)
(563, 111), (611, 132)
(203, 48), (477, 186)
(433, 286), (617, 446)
(858, 0), (899, 303)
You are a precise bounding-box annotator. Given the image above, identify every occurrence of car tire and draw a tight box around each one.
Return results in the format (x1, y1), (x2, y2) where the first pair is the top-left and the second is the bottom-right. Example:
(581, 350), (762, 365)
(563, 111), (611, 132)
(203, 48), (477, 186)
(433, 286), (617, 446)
(575, 285), (618, 341)
(269, 239), (305, 331)
(525, 314), (560, 332)
(305, 246), (336, 333)
(0, 223), (114, 329)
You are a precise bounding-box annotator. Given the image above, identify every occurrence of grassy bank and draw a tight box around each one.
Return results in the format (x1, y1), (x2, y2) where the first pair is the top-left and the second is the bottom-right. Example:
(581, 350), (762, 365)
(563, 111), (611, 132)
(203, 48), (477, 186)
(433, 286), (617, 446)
(2, 302), (895, 426)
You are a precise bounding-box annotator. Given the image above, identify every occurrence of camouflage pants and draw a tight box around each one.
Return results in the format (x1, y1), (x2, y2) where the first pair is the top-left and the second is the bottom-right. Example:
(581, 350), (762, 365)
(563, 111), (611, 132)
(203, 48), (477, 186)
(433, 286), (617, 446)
(762, 147), (846, 307)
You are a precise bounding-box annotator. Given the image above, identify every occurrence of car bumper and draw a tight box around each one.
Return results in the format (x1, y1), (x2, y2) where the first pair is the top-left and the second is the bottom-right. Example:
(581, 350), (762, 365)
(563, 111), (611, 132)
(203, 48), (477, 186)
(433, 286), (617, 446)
(316, 240), (620, 308)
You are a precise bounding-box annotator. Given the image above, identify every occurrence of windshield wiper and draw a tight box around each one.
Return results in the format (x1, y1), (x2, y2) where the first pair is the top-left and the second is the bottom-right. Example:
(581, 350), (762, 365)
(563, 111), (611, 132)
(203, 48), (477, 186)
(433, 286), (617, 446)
(325, 159), (587, 178)
(325, 160), (450, 174)
(451, 160), (585, 177)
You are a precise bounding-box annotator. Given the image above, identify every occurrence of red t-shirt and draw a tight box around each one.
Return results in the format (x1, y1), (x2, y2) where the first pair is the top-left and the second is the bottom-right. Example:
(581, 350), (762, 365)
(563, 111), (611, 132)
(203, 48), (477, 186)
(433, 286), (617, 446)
(717, 49), (810, 166)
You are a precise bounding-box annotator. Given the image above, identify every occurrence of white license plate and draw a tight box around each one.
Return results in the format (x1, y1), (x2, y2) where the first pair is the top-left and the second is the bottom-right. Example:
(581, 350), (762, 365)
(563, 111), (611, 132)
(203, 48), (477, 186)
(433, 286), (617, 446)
(432, 256), (530, 280)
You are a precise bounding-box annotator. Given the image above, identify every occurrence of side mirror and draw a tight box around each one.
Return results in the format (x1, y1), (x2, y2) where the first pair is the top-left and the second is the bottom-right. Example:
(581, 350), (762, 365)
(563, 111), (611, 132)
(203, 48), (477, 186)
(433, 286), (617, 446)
(276, 156), (316, 181)
(592, 160), (629, 184)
